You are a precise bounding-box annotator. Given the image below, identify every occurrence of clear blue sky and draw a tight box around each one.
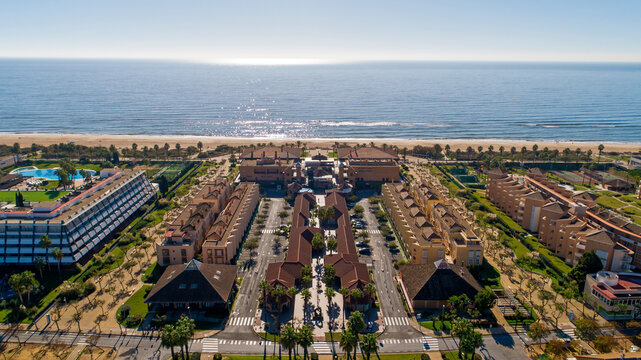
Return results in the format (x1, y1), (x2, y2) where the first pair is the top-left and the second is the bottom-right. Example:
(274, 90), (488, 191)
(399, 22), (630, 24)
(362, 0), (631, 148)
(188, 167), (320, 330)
(1, 0), (640, 63)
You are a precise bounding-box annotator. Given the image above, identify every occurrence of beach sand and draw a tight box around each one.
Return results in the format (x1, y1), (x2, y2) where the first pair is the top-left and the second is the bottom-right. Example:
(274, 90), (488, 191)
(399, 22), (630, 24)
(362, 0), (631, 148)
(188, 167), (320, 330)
(1, 133), (640, 153)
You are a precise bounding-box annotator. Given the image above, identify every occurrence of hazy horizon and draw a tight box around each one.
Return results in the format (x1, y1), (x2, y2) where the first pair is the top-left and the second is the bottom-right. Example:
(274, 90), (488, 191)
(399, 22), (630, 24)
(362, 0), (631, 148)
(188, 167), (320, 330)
(2, 1), (641, 64)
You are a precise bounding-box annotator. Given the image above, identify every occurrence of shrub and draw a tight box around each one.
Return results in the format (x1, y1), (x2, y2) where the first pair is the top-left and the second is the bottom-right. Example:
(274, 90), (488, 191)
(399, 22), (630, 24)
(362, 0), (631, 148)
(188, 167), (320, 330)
(213, 354), (222, 360)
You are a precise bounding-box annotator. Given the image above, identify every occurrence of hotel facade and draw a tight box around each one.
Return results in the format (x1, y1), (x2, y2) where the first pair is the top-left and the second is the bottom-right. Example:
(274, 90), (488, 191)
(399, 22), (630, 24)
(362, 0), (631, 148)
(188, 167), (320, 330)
(0, 170), (156, 265)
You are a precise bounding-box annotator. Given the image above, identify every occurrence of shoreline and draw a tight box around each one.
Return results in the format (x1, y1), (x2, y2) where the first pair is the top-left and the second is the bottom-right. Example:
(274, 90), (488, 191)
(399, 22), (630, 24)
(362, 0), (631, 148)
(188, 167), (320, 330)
(1, 132), (640, 152)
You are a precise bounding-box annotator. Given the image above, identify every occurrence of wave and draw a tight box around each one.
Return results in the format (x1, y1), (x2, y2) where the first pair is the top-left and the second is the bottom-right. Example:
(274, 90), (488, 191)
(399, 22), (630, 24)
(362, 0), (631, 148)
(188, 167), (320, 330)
(319, 120), (449, 128)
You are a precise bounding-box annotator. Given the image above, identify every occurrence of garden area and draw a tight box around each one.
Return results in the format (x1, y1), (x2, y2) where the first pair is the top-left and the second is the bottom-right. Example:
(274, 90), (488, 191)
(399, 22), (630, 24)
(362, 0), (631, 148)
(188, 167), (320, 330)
(0, 190), (70, 204)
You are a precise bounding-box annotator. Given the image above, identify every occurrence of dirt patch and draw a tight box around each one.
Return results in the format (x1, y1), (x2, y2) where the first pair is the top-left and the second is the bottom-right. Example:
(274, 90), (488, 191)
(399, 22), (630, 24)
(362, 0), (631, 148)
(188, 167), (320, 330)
(0, 342), (73, 360)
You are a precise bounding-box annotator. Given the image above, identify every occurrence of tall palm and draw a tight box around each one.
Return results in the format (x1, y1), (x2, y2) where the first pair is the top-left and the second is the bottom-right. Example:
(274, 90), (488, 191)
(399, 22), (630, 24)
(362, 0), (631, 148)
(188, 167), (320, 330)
(39, 235), (52, 270)
(161, 324), (177, 360)
(361, 333), (378, 360)
(52, 247), (63, 273)
(301, 288), (311, 322)
(339, 330), (356, 360)
(280, 325), (297, 360)
(339, 287), (349, 328)
(177, 314), (195, 359)
(259, 280), (270, 331)
(297, 325), (314, 360)
(325, 288), (335, 330)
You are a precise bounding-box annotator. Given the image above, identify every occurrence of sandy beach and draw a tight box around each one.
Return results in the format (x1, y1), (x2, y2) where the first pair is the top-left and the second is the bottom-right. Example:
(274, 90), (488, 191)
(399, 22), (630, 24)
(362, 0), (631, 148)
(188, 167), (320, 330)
(1, 133), (640, 153)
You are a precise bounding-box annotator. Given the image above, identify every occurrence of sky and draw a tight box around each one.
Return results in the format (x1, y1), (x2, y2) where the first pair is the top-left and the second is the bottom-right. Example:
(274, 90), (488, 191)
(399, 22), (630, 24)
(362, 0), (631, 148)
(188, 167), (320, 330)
(1, 0), (640, 64)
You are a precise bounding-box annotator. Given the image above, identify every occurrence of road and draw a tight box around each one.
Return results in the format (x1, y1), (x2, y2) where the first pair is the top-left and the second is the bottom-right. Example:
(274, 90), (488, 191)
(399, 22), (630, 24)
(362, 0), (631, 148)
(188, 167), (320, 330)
(219, 197), (285, 341)
(358, 198), (421, 341)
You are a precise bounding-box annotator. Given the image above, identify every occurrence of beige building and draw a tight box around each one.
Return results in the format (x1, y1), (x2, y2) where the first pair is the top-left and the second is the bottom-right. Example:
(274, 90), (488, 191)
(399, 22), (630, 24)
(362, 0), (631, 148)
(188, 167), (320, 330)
(202, 182), (260, 264)
(157, 179), (232, 266)
(584, 271), (641, 320)
(239, 158), (297, 185)
(382, 183), (447, 265)
(486, 168), (634, 271)
(337, 147), (400, 183)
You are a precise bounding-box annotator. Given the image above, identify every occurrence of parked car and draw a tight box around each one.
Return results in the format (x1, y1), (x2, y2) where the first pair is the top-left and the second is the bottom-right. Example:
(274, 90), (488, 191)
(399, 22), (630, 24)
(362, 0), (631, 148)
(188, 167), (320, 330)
(356, 241), (368, 247)
(358, 248), (371, 255)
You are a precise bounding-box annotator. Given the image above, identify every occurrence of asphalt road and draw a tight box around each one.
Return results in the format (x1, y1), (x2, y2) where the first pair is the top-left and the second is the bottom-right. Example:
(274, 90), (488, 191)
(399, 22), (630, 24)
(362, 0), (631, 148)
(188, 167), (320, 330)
(358, 198), (421, 340)
(219, 197), (285, 341)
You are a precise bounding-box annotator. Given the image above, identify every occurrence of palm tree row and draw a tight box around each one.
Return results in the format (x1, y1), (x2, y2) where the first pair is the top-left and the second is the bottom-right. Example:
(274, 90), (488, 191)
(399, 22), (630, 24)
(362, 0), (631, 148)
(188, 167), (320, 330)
(279, 324), (314, 360)
(161, 314), (196, 360)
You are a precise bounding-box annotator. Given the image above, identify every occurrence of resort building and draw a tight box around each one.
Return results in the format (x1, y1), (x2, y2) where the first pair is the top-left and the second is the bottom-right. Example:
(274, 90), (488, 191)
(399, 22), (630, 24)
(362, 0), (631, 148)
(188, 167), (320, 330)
(398, 259), (482, 311)
(265, 192), (321, 312)
(239, 146), (302, 185)
(486, 168), (638, 270)
(337, 147), (400, 184)
(0, 155), (22, 169)
(323, 190), (372, 311)
(201, 182), (260, 264)
(382, 183), (446, 265)
(383, 181), (483, 266)
(157, 179), (231, 266)
(0, 170), (156, 265)
(145, 259), (237, 310)
(0, 174), (23, 190)
(584, 271), (641, 320)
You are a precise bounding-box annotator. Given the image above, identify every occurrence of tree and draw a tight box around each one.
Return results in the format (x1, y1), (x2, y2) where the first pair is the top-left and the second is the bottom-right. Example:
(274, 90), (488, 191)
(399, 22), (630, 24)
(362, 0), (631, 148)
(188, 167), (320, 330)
(575, 317), (599, 341)
(161, 324), (179, 360)
(569, 250), (604, 287)
(474, 288), (497, 312)
(593, 335), (618, 353)
(527, 321), (550, 347)
(323, 264), (336, 286)
(339, 329), (357, 360)
(12, 142), (20, 163)
(301, 288), (312, 321)
(297, 325), (314, 359)
(34, 257), (46, 279)
(15, 191), (24, 207)
(158, 175), (169, 194)
(177, 314), (195, 359)
(72, 310), (83, 333)
(280, 325), (298, 360)
(51, 300), (62, 331)
(39, 234), (52, 270)
(9, 272), (29, 305)
(243, 237), (259, 262)
(545, 339), (568, 358)
(326, 237), (338, 254)
(175, 143), (181, 157)
(311, 233), (324, 251)
(52, 247), (63, 273)
(361, 333), (378, 360)
(197, 141), (203, 153)
(325, 287), (336, 329)
(597, 144), (604, 163)
(347, 311), (365, 334)
(460, 329), (483, 359)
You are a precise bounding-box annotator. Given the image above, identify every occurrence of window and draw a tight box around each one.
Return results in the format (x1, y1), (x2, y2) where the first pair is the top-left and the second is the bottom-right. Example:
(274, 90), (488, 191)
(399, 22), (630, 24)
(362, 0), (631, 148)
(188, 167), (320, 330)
(179, 284), (186, 289)
(190, 284), (198, 289)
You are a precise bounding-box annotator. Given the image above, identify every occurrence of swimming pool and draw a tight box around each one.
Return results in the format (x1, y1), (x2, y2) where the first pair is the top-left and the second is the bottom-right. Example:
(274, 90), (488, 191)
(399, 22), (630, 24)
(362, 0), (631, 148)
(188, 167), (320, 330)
(12, 168), (96, 180)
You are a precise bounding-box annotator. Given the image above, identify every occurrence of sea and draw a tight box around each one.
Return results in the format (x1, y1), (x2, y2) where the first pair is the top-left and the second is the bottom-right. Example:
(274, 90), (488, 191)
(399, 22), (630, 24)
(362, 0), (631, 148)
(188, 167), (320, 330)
(0, 59), (640, 142)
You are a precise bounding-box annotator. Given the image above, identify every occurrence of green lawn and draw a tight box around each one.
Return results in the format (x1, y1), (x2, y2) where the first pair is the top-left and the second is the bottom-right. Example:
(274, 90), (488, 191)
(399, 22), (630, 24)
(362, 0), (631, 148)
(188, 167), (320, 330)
(444, 351), (477, 360)
(328, 152), (338, 158)
(118, 285), (151, 326)
(0, 190), (70, 204)
(420, 320), (452, 331)
(597, 195), (627, 210)
(622, 206), (641, 217)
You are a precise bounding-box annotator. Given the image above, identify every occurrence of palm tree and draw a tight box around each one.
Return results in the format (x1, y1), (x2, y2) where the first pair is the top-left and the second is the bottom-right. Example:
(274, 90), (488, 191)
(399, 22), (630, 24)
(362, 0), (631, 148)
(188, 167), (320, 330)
(52, 247), (63, 273)
(197, 141), (203, 153)
(297, 325), (314, 360)
(177, 314), (195, 358)
(361, 333), (379, 360)
(364, 283), (376, 300)
(39, 234), (52, 270)
(339, 287), (350, 328)
(340, 330), (356, 360)
(280, 325), (298, 360)
(325, 287), (336, 330)
(161, 324), (178, 360)
(301, 288), (312, 322)
(34, 257), (46, 278)
(597, 144), (604, 163)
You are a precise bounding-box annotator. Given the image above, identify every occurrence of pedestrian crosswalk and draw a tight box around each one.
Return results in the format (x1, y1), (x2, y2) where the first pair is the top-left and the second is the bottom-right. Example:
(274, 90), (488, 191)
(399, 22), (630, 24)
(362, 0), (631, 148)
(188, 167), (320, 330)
(368, 229), (381, 234)
(228, 316), (253, 326)
(55, 333), (88, 345)
(423, 336), (439, 351)
(219, 339), (266, 346)
(262, 229), (277, 234)
(201, 338), (219, 353)
(380, 337), (438, 350)
(312, 341), (333, 354)
(384, 316), (409, 326)
(561, 328), (577, 340)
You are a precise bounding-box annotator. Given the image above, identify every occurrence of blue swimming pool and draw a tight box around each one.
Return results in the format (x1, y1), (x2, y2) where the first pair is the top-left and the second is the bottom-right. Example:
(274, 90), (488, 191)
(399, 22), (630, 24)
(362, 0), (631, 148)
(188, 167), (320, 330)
(12, 168), (96, 180)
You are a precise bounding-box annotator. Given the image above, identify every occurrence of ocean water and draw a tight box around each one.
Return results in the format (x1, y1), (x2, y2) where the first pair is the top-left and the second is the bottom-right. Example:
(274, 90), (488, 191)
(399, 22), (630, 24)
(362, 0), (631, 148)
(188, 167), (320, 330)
(0, 60), (640, 142)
